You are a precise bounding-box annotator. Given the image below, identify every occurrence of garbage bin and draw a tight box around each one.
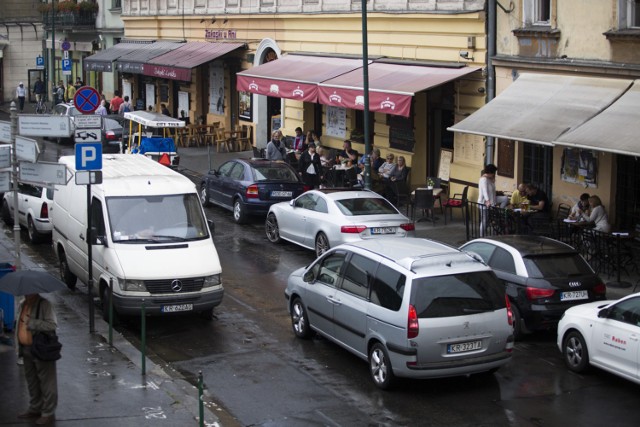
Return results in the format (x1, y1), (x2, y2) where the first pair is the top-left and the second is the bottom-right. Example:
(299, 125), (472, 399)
(0, 263), (16, 331)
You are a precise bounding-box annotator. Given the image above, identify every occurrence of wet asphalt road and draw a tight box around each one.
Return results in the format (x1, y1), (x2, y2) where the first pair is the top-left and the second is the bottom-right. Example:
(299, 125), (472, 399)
(4, 115), (640, 426)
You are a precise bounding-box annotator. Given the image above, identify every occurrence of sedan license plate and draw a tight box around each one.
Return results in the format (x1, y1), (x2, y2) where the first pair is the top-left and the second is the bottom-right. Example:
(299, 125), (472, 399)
(447, 340), (482, 354)
(371, 227), (396, 235)
(560, 290), (588, 301)
(161, 304), (193, 313)
(271, 190), (293, 198)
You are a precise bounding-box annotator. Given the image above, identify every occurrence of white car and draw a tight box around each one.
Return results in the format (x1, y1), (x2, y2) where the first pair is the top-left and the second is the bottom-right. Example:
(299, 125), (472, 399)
(265, 189), (415, 257)
(1, 183), (54, 243)
(557, 293), (640, 385)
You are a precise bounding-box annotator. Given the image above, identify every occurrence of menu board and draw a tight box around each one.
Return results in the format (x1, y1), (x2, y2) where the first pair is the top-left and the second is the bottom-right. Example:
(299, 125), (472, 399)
(438, 149), (453, 182)
(454, 133), (484, 165)
(388, 115), (415, 152)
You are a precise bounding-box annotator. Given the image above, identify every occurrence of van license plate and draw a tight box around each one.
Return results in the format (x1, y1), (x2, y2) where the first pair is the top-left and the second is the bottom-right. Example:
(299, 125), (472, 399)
(447, 340), (482, 354)
(371, 227), (396, 235)
(560, 290), (588, 301)
(271, 191), (293, 198)
(161, 304), (193, 313)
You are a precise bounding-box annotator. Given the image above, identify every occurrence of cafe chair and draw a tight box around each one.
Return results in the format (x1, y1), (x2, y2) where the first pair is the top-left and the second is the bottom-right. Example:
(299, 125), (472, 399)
(442, 185), (469, 225)
(556, 203), (571, 221)
(236, 125), (253, 151)
(412, 189), (436, 225)
(389, 180), (412, 215)
(214, 127), (231, 152)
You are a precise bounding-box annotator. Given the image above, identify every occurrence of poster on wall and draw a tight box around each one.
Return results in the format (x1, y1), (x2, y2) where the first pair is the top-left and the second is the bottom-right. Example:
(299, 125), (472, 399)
(145, 83), (155, 111)
(239, 91), (252, 121)
(178, 91), (189, 120)
(209, 61), (224, 115)
(561, 148), (597, 187)
(325, 106), (346, 138)
(122, 81), (132, 103)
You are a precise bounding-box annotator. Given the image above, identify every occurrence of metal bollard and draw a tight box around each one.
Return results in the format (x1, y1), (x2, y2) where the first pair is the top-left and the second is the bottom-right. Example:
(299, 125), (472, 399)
(198, 370), (204, 427)
(141, 299), (146, 376)
(108, 278), (113, 347)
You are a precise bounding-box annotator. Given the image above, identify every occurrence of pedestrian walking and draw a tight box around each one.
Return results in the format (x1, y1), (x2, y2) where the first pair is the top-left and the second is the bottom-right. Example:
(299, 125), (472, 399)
(298, 142), (322, 188)
(16, 293), (58, 425)
(265, 130), (286, 161)
(54, 81), (65, 105)
(33, 78), (46, 104)
(65, 79), (76, 104)
(16, 82), (26, 112)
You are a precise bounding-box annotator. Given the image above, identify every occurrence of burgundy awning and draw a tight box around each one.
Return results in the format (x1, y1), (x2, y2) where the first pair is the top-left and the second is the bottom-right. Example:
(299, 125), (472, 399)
(236, 55), (364, 102)
(144, 41), (245, 81)
(318, 63), (481, 117)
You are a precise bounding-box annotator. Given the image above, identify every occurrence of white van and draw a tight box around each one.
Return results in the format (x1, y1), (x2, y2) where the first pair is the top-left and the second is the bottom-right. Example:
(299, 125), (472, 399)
(51, 154), (223, 320)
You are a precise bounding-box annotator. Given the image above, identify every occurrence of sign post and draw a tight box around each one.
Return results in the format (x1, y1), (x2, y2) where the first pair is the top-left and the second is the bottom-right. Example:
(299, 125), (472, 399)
(75, 142), (102, 333)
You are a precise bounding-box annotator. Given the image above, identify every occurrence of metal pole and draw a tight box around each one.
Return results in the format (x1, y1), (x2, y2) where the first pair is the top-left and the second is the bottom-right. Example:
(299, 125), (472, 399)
(361, 0), (371, 190)
(87, 184), (94, 333)
(51, 0), (56, 106)
(141, 299), (146, 376)
(198, 370), (204, 427)
(108, 277), (113, 347)
(9, 102), (20, 271)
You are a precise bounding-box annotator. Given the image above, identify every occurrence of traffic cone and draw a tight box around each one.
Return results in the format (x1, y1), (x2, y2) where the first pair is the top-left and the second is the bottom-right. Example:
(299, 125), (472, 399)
(159, 153), (171, 166)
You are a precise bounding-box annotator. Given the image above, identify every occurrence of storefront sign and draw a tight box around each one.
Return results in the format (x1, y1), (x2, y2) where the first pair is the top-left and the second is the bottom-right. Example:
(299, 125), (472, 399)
(117, 62), (144, 74)
(204, 29), (237, 40)
(143, 64), (191, 82)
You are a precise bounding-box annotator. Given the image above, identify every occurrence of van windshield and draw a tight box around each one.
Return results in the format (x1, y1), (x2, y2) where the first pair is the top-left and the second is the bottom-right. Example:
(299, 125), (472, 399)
(106, 194), (209, 243)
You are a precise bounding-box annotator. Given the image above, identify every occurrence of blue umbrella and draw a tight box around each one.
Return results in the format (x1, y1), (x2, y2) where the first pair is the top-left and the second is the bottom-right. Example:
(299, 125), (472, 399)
(0, 270), (67, 296)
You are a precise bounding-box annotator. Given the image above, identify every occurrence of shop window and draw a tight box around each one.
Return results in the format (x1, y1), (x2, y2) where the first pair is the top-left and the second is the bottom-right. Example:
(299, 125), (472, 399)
(388, 114), (415, 153)
(351, 110), (373, 144)
(618, 0), (640, 28)
(523, 0), (551, 26)
(111, 0), (121, 8)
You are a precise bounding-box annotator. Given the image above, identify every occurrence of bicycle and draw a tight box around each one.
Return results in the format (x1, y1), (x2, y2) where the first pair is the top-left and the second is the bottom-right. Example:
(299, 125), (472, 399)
(35, 96), (48, 114)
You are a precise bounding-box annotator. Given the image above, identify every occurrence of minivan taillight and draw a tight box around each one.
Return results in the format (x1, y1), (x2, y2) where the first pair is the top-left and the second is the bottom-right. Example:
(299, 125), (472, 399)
(40, 202), (49, 219)
(525, 287), (555, 300)
(246, 184), (259, 199)
(593, 282), (606, 295)
(408, 304), (419, 339)
(505, 295), (513, 326)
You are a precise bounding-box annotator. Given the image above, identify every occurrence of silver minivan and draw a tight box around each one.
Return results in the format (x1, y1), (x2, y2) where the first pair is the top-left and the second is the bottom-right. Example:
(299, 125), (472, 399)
(285, 238), (514, 389)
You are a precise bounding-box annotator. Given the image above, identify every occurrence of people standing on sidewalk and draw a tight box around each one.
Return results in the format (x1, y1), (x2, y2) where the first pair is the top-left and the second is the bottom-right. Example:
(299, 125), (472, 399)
(266, 130), (286, 161)
(65, 79), (76, 104)
(33, 78), (46, 104)
(477, 164), (498, 237)
(16, 82), (26, 112)
(110, 90), (124, 114)
(118, 95), (132, 114)
(73, 77), (83, 91)
(298, 142), (322, 188)
(16, 294), (58, 425)
(54, 81), (64, 105)
(95, 100), (108, 116)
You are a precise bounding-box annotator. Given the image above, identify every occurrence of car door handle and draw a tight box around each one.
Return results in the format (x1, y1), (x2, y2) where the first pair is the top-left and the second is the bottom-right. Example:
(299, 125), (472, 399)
(79, 233), (85, 241)
(630, 334), (638, 342)
(326, 296), (341, 306)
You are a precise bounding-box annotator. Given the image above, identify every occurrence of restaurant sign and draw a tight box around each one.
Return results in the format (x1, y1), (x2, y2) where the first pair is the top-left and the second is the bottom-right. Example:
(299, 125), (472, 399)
(205, 29), (237, 40)
(143, 65), (191, 82)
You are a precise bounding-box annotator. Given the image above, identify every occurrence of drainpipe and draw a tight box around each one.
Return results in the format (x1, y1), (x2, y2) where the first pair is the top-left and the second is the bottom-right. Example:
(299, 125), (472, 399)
(486, 0), (497, 165)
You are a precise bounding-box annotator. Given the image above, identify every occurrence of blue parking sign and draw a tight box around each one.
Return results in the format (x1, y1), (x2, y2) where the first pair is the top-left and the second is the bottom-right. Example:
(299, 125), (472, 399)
(75, 143), (102, 171)
(36, 56), (45, 70)
(62, 58), (71, 75)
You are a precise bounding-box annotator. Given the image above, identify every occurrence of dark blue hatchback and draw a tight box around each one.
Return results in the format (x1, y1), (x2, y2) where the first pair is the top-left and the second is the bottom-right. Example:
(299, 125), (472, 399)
(200, 158), (310, 223)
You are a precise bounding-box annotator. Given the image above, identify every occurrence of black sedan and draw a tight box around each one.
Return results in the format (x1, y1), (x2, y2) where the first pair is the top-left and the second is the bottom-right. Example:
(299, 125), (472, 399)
(102, 117), (124, 153)
(200, 159), (311, 224)
(460, 235), (607, 339)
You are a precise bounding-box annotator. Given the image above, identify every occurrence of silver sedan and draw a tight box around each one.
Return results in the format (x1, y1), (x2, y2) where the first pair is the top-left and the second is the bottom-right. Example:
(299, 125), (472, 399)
(265, 189), (415, 257)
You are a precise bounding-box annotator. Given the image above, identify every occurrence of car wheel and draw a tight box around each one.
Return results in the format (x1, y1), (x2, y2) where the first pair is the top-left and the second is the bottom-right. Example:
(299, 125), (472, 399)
(563, 330), (590, 373)
(369, 342), (395, 390)
(265, 213), (281, 243)
(1, 200), (13, 226)
(510, 303), (531, 340)
(59, 250), (77, 290)
(315, 232), (330, 257)
(27, 217), (42, 244)
(200, 183), (210, 207)
(233, 199), (247, 224)
(291, 298), (313, 339)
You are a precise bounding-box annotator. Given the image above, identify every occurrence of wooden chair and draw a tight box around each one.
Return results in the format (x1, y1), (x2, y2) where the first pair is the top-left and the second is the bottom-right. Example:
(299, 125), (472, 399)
(442, 185), (469, 224)
(214, 127), (231, 152)
(236, 125), (253, 151)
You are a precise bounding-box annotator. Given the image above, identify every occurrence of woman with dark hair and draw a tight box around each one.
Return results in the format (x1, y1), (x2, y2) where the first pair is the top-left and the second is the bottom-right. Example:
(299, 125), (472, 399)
(298, 142), (322, 188)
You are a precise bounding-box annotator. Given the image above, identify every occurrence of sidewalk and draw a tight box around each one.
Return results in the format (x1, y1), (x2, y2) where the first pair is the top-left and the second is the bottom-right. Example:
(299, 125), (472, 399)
(0, 234), (221, 425)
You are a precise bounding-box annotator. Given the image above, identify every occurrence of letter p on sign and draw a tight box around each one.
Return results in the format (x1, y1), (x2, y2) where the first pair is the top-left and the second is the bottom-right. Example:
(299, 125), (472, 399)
(75, 143), (102, 171)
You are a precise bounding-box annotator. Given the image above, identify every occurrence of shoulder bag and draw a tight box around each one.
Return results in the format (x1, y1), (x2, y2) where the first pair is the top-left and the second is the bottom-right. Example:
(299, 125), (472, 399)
(30, 299), (62, 362)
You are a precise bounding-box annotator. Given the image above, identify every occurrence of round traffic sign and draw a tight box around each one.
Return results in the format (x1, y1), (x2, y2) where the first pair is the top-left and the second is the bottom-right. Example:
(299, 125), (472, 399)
(61, 40), (71, 51)
(73, 86), (101, 115)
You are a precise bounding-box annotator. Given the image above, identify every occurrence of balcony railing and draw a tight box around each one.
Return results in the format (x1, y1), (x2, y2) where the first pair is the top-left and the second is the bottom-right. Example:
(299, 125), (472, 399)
(41, 11), (97, 29)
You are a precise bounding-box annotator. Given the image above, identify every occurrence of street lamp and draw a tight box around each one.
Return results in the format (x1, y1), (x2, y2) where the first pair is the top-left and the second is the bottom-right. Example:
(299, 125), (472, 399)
(361, 0), (371, 189)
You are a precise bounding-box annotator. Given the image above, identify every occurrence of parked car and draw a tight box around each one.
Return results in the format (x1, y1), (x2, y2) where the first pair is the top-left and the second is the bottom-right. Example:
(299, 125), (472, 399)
(200, 158), (310, 224)
(285, 238), (514, 389)
(266, 189), (415, 257)
(460, 235), (607, 339)
(1, 182), (54, 243)
(101, 117), (124, 153)
(557, 293), (640, 385)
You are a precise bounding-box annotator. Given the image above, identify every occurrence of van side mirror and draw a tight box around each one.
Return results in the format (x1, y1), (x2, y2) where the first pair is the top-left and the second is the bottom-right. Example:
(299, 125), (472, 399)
(89, 227), (107, 247)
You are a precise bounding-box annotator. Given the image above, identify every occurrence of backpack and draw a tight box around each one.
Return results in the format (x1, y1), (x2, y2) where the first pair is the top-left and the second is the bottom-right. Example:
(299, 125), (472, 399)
(122, 103), (131, 113)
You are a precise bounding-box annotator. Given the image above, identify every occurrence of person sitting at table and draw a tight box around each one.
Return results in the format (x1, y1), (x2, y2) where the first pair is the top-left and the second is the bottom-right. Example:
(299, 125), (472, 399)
(265, 130), (287, 161)
(292, 127), (306, 152)
(378, 153), (396, 179)
(298, 142), (322, 188)
(581, 195), (611, 232)
(306, 130), (321, 146)
(318, 146), (335, 169)
(525, 184), (550, 214)
(357, 148), (384, 187)
(161, 103), (171, 117)
(338, 140), (359, 166)
(508, 183), (528, 209)
(389, 156), (409, 183)
(569, 193), (590, 220)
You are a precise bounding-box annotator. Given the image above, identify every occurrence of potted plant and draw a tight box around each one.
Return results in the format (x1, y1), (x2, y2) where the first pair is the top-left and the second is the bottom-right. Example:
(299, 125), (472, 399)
(78, 1), (99, 13)
(427, 178), (435, 189)
(37, 2), (52, 13)
(57, 1), (77, 13)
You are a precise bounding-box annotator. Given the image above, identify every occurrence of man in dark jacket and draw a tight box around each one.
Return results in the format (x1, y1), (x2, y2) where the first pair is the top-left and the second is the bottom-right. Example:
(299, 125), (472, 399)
(298, 142), (322, 188)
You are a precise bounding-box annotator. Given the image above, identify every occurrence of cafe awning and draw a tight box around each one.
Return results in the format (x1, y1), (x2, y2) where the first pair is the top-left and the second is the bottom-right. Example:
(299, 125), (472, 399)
(84, 40), (154, 72)
(318, 63), (480, 117)
(115, 41), (185, 75)
(448, 73), (633, 145)
(554, 80), (640, 157)
(144, 41), (245, 81)
(236, 55), (364, 103)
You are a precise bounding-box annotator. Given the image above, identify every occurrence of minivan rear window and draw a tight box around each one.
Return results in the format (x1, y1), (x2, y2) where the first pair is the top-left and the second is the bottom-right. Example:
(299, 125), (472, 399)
(410, 271), (505, 318)
(523, 254), (592, 278)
